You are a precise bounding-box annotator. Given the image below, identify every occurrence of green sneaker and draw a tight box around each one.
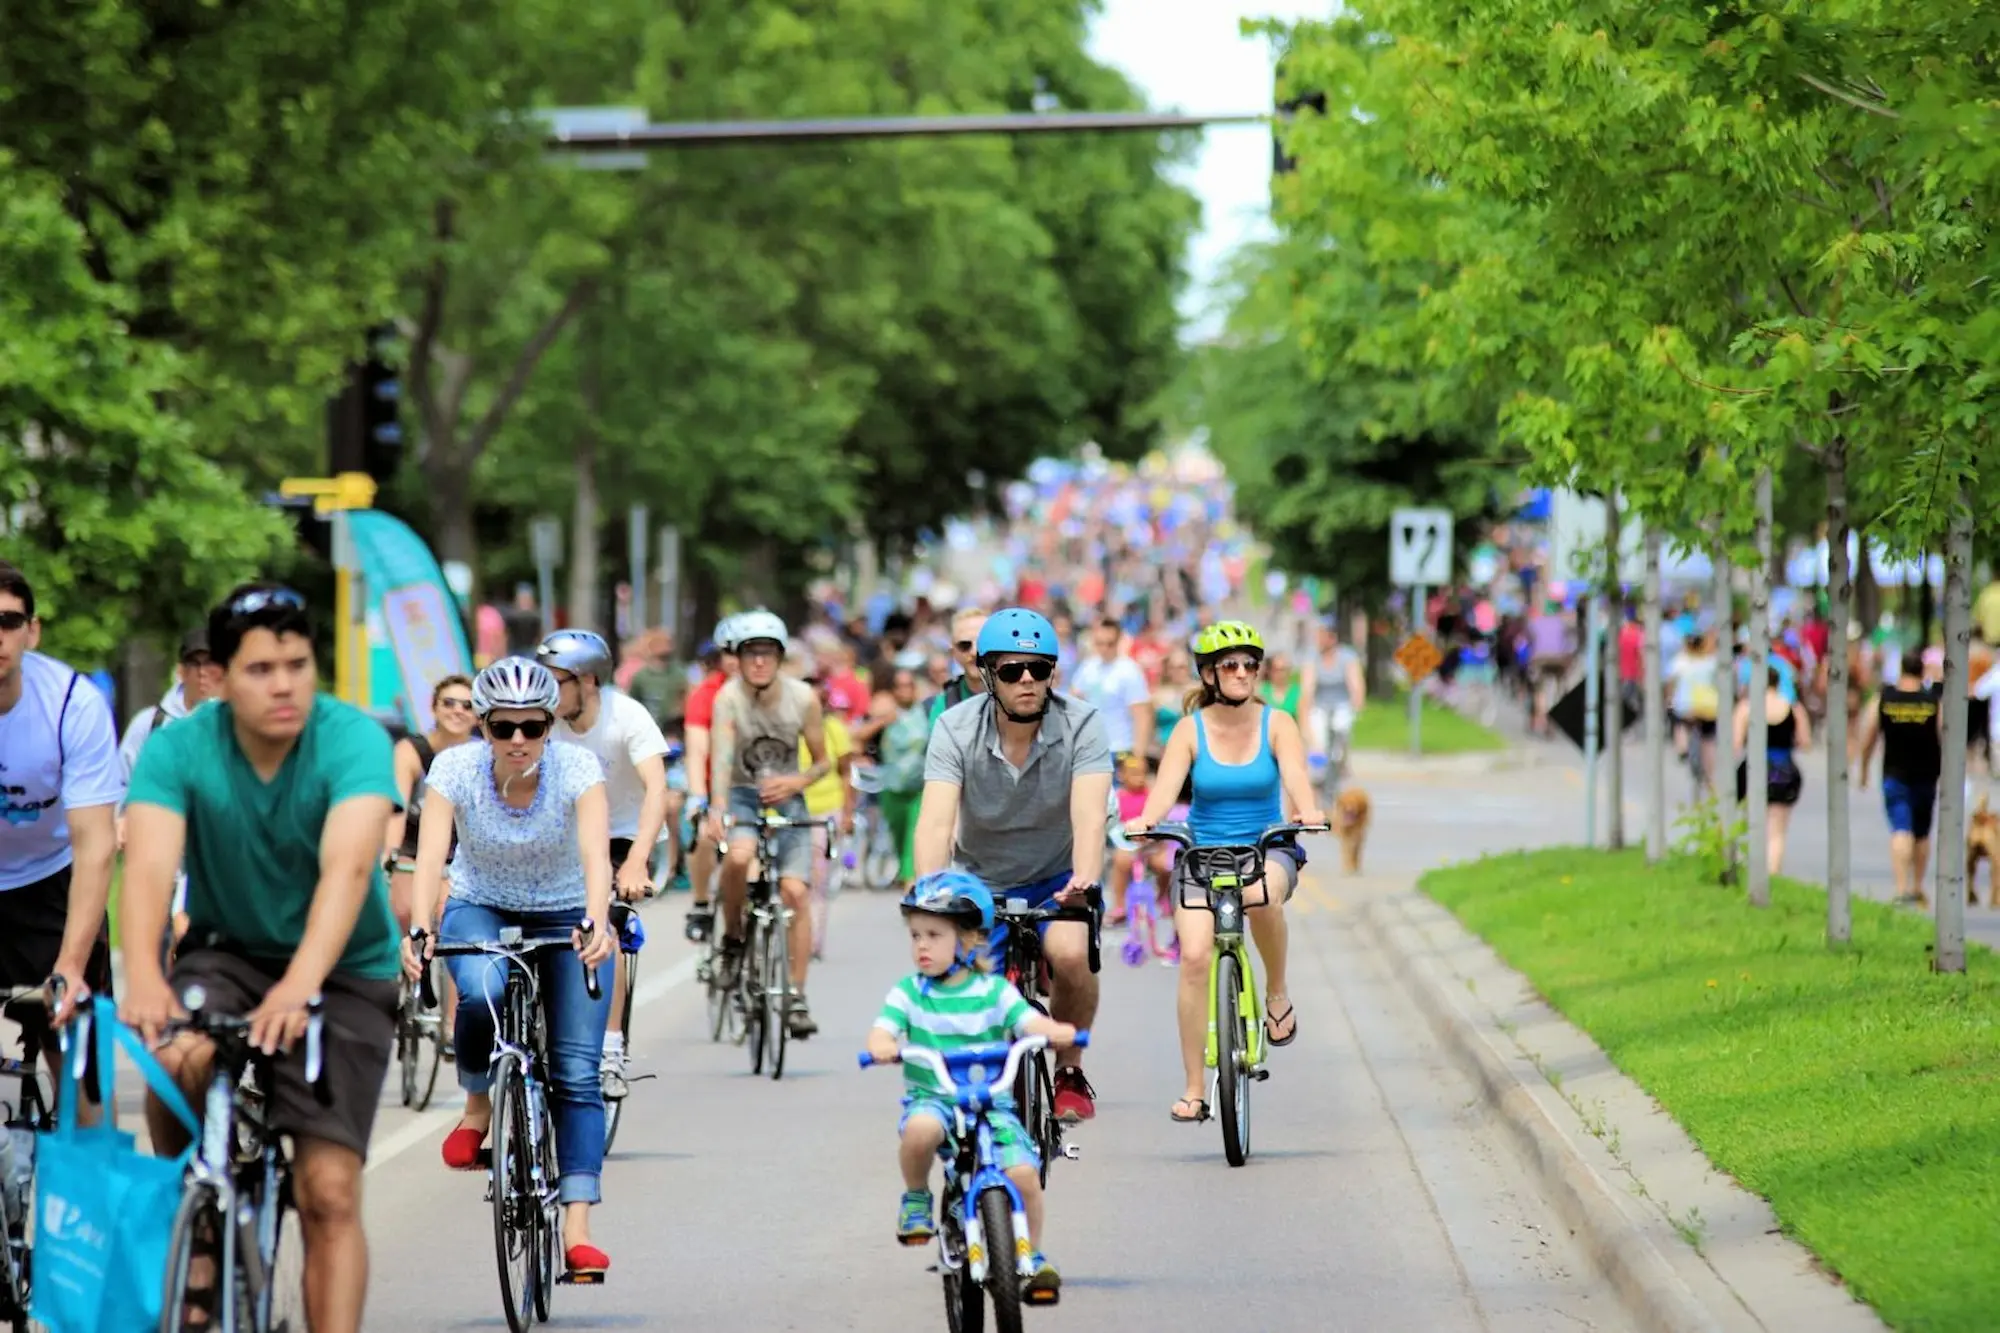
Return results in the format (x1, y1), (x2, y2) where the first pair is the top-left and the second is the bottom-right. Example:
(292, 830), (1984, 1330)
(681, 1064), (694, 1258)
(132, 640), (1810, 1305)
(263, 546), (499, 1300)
(1023, 1252), (1061, 1305)
(895, 1189), (935, 1245)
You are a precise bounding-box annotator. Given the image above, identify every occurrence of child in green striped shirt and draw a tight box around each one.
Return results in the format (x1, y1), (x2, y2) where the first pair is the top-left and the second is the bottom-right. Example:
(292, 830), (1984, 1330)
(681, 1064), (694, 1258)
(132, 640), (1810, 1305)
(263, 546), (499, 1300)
(868, 871), (1074, 1303)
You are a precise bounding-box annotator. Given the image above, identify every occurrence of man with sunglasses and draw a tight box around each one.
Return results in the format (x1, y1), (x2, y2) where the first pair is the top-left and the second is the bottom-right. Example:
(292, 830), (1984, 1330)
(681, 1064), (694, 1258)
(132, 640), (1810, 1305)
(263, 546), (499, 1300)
(536, 628), (673, 1102)
(692, 609), (835, 1039)
(0, 560), (122, 1089)
(122, 583), (401, 1333)
(926, 606), (989, 729)
(914, 607), (1112, 1122)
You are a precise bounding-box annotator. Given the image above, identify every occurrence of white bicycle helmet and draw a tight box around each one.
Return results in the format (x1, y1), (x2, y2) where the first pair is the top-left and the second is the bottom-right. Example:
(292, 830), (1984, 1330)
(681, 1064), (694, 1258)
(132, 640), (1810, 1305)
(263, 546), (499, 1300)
(713, 613), (741, 652)
(471, 656), (560, 717)
(730, 608), (789, 652)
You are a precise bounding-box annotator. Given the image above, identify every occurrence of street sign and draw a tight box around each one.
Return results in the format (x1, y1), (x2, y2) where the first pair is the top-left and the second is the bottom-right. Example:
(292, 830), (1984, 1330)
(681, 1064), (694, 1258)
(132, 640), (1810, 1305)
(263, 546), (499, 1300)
(1390, 508), (1453, 587)
(529, 515), (564, 567)
(1549, 680), (1641, 753)
(1394, 633), (1444, 683)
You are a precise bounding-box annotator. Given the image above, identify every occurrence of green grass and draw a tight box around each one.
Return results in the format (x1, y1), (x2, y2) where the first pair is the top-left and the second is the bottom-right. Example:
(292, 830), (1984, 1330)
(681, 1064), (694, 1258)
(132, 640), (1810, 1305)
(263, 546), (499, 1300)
(1422, 847), (2000, 1332)
(1351, 688), (1506, 754)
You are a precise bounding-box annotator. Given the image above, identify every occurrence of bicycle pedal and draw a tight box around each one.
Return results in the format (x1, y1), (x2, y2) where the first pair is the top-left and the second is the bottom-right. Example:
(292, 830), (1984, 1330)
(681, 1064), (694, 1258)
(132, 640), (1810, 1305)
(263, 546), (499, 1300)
(559, 1270), (607, 1286)
(1060, 1143), (1082, 1161)
(1023, 1291), (1061, 1308)
(897, 1233), (935, 1248)
(1250, 1068), (1271, 1082)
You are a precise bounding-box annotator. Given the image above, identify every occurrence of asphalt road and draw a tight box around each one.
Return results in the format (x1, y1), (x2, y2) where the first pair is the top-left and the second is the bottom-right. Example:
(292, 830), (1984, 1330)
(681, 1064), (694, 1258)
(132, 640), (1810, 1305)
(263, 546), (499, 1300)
(5, 763), (1640, 1331)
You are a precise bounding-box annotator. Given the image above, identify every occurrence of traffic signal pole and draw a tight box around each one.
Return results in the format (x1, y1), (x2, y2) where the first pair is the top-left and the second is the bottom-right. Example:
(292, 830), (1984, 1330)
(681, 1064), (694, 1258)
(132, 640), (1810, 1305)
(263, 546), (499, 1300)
(541, 109), (1265, 154)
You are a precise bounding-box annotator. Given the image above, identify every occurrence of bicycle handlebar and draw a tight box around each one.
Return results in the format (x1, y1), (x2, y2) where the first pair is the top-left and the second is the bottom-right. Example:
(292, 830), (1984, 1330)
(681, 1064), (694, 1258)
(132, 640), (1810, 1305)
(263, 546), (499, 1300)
(161, 987), (331, 1104)
(720, 813), (838, 832)
(991, 884), (1102, 924)
(414, 921), (604, 1007)
(858, 1032), (1092, 1096)
(1132, 821), (1329, 854)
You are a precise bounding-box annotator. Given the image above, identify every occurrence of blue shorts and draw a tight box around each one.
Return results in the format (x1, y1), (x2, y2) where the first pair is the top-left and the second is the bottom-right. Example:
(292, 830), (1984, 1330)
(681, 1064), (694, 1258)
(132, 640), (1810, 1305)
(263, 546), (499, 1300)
(900, 1097), (1039, 1174)
(1882, 776), (1937, 840)
(984, 870), (1074, 968)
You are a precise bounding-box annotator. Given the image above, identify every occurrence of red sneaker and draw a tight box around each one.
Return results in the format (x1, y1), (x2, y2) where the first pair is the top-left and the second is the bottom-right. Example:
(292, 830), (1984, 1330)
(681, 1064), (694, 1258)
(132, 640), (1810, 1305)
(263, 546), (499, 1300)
(441, 1125), (485, 1170)
(1051, 1066), (1097, 1123)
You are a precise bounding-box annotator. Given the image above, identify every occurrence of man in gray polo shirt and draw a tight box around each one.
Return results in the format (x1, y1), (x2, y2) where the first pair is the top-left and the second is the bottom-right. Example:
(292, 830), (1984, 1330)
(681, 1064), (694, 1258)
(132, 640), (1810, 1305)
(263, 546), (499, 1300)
(915, 607), (1112, 1123)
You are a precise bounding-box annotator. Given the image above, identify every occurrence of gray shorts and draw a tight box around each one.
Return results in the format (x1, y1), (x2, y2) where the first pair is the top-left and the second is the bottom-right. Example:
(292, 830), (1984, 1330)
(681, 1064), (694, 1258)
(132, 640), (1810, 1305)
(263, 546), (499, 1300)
(726, 788), (814, 883)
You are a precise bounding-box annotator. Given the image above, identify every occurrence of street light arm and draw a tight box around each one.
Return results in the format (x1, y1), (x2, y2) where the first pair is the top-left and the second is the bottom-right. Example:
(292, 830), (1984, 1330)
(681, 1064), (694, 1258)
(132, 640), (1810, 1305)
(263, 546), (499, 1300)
(544, 110), (1267, 152)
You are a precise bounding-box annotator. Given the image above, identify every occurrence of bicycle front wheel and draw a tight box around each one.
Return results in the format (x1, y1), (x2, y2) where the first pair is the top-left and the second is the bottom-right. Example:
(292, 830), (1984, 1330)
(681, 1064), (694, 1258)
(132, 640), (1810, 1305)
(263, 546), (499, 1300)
(489, 1058), (539, 1333)
(976, 1186), (1024, 1333)
(766, 908), (791, 1080)
(251, 1157), (307, 1332)
(745, 915), (770, 1074)
(1215, 952), (1253, 1167)
(158, 1182), (224, 1333)
(603, 950), (640, 1154)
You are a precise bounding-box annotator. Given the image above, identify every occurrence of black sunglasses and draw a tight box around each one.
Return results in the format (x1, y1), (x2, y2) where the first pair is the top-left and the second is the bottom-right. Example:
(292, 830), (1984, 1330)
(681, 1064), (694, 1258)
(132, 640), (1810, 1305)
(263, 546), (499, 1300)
(954, 640), (976, 653)
(224, 587), (308, 618)
(486, 719), (551, 741)
(992, 659), (1055, 684)
(0, 610), (29, 632)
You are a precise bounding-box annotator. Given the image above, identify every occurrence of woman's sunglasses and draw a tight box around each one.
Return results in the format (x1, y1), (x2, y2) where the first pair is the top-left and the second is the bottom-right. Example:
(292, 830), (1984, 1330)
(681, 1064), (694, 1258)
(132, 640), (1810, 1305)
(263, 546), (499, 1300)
(486, 719), (551, 741)
(1213, 657), (1261, 676)
(992, 659), (1055, 684)
(435, 697), (474, 713)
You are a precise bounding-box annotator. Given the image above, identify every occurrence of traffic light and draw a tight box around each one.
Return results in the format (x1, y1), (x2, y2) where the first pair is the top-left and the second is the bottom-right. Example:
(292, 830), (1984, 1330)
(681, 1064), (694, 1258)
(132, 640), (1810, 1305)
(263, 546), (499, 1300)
(1273, 55), (1326, 176)
(327, 322), (404, 484)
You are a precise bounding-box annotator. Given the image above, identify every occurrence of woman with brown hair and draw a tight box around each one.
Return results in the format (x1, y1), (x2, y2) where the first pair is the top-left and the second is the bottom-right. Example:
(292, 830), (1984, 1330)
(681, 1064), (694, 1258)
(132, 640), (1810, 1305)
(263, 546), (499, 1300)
(385, 674), (479, 1037)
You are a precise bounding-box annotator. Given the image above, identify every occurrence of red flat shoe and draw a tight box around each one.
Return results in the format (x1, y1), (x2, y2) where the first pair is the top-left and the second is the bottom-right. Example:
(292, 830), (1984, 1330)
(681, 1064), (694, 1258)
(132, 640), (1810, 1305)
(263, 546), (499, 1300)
(441, 1125), (486, 1170)
(565, 1244), (610, 1277)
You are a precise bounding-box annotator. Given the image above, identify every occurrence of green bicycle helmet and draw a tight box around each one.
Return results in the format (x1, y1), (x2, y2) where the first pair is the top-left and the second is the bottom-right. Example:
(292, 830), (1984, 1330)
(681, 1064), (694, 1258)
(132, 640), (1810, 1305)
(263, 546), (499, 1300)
(1191, 620), (1267, 667)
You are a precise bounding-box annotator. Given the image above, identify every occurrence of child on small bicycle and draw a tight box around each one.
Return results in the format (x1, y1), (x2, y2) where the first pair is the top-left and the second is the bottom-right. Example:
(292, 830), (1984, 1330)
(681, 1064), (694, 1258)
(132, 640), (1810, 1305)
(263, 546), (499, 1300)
(867, 871), (1075, 1303)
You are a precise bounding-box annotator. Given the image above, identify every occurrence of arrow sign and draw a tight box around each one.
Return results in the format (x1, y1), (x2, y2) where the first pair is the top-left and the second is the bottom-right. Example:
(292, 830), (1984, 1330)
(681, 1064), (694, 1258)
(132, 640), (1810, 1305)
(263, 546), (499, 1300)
(1390, 507), (1453, 587)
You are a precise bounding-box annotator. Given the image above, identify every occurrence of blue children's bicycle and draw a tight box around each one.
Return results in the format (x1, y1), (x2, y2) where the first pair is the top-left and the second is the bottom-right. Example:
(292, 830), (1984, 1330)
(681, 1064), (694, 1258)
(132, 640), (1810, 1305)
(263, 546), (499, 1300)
(861, 1032), (1090, 1333)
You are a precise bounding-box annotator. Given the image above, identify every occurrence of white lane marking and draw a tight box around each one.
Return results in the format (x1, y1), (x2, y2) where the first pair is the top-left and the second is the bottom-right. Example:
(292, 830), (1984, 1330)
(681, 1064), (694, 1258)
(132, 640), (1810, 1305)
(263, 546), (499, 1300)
(365, 953), (698, 1175)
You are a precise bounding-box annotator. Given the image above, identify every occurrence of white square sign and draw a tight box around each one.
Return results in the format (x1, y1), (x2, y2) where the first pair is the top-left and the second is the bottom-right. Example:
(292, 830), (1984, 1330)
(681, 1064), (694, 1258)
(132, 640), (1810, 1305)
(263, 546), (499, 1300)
(1390, 507), (1453, 586)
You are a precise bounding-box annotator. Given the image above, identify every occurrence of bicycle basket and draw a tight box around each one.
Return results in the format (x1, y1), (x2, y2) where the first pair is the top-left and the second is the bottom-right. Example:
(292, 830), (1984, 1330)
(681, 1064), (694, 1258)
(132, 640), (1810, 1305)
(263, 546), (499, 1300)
(1181, 845), (1264, 890)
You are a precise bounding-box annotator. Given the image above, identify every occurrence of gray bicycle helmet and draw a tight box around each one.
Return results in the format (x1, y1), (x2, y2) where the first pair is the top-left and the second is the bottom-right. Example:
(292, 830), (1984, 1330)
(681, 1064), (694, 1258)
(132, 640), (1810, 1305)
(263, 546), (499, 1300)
(472, 656), (561, 717)
(535, 628), (613, 682)
(730, 608), (789, 653)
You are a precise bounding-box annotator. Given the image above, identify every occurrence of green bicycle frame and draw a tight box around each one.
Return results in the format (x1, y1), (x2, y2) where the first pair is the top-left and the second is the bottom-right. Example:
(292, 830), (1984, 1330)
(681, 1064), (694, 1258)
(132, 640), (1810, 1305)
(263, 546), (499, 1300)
(1202, 876), (1266, 1071)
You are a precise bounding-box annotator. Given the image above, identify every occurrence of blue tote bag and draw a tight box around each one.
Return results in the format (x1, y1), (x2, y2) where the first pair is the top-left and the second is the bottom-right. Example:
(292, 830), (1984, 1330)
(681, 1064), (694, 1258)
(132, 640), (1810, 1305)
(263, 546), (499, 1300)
(33, 996), (200, 1333)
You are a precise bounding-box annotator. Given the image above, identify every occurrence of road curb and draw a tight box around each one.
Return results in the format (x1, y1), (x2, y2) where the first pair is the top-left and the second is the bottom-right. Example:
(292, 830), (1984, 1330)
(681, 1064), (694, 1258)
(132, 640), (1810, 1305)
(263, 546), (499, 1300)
(1350, 746), (1550, 778)
(1358, 891), (1740, 1333)
(1357, 888), (1886, 1333)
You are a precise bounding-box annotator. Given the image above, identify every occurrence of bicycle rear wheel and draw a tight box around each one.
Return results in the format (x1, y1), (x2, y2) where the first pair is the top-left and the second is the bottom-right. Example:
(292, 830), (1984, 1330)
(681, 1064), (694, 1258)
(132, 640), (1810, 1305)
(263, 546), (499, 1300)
(489, 1058), (539, 1333)
(1011, 1018), (1058, 1186)
(603, 949), (640, 1154)
(976, 1186), (1024, 1333)
(1216, 952), (1253, 1167)
(765, 908), (791, 1080)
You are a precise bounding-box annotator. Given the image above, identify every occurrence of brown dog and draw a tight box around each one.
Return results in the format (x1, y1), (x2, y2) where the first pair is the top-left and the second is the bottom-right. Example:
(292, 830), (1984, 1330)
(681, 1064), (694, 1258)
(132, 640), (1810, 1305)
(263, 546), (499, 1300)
(1335, 787), (1372, 875)
(1967, 793), (2000, 906)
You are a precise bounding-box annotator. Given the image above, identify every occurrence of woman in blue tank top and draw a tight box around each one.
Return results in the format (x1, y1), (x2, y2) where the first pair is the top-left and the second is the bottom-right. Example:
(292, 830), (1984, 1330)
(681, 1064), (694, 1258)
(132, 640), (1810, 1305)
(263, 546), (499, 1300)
(1122, 621), (1324, 1124)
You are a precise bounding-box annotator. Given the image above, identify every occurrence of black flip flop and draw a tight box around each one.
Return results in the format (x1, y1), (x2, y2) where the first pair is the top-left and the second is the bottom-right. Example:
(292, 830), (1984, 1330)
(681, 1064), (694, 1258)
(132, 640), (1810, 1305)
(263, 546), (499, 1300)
(1170, 1097), (1209, 1123)
(1266, 1002), (1299, 1047)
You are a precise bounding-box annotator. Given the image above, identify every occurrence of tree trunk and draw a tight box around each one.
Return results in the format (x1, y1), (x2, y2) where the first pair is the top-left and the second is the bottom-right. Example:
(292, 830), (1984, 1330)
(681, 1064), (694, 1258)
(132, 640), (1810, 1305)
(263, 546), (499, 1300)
(1825, 439), (1853, 945)
(1935, 487), (1973, 973)
(428, 453), (478, 574)
(1713, 538), (1738, 885)
(568, 343), (602, 637)
(1854, 529), (1881, 635)
(1746, 467), (1774, 907)
(1604, 492), (1625, 849)
(1643, 525), (1667, 862)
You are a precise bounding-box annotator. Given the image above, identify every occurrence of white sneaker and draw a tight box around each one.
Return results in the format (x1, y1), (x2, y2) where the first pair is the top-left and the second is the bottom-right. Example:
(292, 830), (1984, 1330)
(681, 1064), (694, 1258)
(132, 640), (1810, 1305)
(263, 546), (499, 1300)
(600, 1049), (629, 1100)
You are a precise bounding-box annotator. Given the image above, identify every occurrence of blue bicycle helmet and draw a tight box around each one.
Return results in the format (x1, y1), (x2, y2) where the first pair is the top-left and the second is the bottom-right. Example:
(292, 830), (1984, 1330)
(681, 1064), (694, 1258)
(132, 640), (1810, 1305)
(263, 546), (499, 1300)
(974, 608), (1058, 664)
(900, 870), (996, 934)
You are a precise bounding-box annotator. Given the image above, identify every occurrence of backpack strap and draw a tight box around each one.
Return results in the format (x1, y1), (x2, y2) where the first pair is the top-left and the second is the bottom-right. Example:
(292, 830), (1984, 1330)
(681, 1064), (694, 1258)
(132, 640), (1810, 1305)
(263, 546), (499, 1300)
(410, 733), (436, 773)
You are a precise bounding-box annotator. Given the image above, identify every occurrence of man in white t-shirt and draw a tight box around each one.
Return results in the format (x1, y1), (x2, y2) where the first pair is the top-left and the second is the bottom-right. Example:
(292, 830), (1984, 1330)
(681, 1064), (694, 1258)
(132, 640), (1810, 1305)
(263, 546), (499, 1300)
(0, 561), (123, 1097)
(1068, 617), (1153, 761)
(538, 630), (671, 1101)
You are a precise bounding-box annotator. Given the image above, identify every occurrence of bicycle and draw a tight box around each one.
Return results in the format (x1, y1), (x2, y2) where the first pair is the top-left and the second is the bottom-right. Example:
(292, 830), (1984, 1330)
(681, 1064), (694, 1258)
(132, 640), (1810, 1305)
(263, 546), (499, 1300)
(394, 957), (446, 1111)
(989, 887), (1100, 1187)
(722, 810), (834, 1080)
(860, 1032), (1090, 1333)
(1135, 821), (1326, 1167)
(158, 985), (328, 1333)
(600, 901), (653, 1153)
(421, 925), (603, 1333)
(0, 983), (68, 1333)
(846, 764), (904, 891)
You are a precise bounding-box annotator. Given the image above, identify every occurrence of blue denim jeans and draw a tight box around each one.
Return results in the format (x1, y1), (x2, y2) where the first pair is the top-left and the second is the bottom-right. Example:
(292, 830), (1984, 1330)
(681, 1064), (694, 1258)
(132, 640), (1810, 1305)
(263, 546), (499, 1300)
(440, 898), (612, 1205)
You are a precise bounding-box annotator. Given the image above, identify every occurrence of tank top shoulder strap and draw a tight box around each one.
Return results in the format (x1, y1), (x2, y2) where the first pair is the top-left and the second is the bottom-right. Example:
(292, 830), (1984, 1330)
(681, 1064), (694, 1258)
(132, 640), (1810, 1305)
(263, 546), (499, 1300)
(1193, 709), (1211, 762)
(411, 733), (436, 773)
(1258, 703), (1273, 750)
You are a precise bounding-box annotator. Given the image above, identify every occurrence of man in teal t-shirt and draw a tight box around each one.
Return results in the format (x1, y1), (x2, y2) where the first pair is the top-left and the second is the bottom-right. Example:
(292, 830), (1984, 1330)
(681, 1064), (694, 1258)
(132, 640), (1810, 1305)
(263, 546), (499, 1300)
(121, 583), (399, 1333)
